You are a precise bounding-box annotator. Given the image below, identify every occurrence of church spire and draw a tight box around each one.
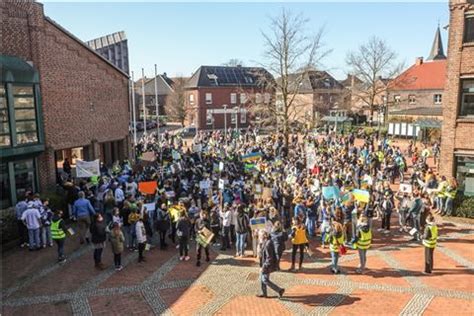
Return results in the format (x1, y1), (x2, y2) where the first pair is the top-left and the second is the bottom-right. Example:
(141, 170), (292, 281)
(427, 25), (446, 61)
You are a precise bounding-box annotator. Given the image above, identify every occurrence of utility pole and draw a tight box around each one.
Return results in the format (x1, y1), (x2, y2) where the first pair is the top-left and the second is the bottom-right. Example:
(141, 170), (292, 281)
(141, 68), (147, 135)
(223, 104), (228, 145)
(131, 71), (137, 146)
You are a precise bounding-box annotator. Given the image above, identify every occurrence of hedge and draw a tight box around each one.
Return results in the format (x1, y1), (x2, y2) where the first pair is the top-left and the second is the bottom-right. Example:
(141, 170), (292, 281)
(454, 196), (474, 218)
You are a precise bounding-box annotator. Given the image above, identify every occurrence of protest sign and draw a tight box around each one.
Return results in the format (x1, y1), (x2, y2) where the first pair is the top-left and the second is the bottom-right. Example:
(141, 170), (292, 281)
(196, 227), (214, 248)
(143, 203), (156, 212)
(250, 217), (266, 230)
(322, 186), (340, 200)
(286, 174), (297, 185)
(76, 159), (100, 178)
(138, 181), (157, 195)
(242, 152), (263, 163)
(262, 187), (272, 200)
(199, 180), (210, 190)
(172, 150), (181, 161)
(140, 151), (156, 162)
(400, 183), (412, 193)
(218, 179), (225, 191)
(192, 144), (202, 153)
(353, 189), (370, 203)
(306, 149), (317, 170)
(255, 184), (262, 194)
(213, 163), (220, 173)
(219, 161), (224, 172)
(165, 191), (176, 198)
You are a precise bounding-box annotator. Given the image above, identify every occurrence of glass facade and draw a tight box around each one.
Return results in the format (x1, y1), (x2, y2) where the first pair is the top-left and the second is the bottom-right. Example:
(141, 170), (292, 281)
(0, 86), (10, 147)
(456, 156), (474, 197)
(0, 162), (11, 209)
(13, 85), (38, 144)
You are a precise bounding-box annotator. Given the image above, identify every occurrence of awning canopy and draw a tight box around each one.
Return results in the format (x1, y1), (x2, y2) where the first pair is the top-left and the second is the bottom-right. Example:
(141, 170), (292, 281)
(321, 116), (354, 123)
(414, 118), (442, 129)
(0, 55), (40, 84)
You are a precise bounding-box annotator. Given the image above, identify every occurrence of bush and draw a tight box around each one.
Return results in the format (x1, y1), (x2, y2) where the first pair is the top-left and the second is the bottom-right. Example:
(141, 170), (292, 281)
(454, 196), (474, 218)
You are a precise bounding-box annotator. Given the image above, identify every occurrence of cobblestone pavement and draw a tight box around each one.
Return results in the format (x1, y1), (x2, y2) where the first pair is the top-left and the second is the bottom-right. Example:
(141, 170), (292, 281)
(2, 216), (473, 316)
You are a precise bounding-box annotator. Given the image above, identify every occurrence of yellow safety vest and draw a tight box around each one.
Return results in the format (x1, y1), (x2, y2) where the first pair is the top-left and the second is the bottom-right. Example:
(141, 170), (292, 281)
(291, 226), (308, 245)
(437, 181), (447, 198)
(422, 224), (438, 248)
(445, 186), (457, 199)
(355, 229), (372, 250)
(51, 219), (66, 240)
(326, 234), (345, 253)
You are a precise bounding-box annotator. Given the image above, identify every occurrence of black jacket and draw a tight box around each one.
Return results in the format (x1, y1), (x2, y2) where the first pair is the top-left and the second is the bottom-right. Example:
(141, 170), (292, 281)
(90, 220), (107, 244)
(270, 230), (287, 255)
(260, 239), (277, 274)
(235, 213), (250, 234)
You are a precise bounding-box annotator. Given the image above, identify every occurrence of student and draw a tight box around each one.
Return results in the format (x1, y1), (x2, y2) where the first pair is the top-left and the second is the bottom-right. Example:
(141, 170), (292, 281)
(90, 213), (107, 270)
(128, 209), (140, 250)
(380, 192), (394, 234)
(156, 204), (170, 249)
(176, 210), (191, 261)
(136, 215), (147, 263)
(257, 231), (285, 299)
(235, 205), (250, 257)
(326, 221), (345, 274)
(109, 222), (125, 271)
(21, 201), (42, 251)
(51, 210), (67, 263)
(195, 210), (211, 267)
(289, 217), (308, 271)
(220, 204), (232, 251)
(270, 221), (287, 270)
(422, 214), (438, 274)
(73, 191), (96, 245)
(355, 216), (372, 274)
(320, 203), (331, 249)
(40, 199), (54, 248)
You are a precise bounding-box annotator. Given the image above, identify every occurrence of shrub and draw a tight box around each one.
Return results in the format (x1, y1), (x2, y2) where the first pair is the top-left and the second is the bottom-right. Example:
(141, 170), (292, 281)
(454, 196), (474, 218)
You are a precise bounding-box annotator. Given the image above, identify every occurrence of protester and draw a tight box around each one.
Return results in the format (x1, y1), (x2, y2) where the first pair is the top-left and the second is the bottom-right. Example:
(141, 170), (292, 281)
(289, 217), (308, 271)
(73, 191), (96, 245)
(51, 210), (67, 263)
(326, 221), (345, 274)
(355, 216), (372, 274)
(270, 221), (287, 270)
(195, 210), (211, 266)
(21, 201), (42, 251)
(90, 213), (107, 269)
(136, 215), (147, 263)
(176, 210), (191, 261)
(109, 222), (125, 271)
(257, 231), (285, 299)
(235, 205), (250, 257)
(422, 213), (438, 274)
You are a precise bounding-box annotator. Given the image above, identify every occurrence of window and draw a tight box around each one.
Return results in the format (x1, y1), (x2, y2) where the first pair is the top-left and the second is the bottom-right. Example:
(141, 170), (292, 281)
(408, 95), (416, 105)
(205, 93), (212, 105)
(0, 86), (10, 147)
(255, 93), (263, 104)
(434, 94), (442, 105)
(231, 112), (237, 124)
(240, 110), (246, 124)
(13, 86), (38, 145)
(460, 79), (474, 116)
(240, 93), (247, 104)
(230, 93), (237, 104)
(464, 15), (474, 43)
(206, 110), (213, 125)
(189, 94), (194, 104)
(0, 162), (11, 209)
(455, 155), (474, 197)
(14, 159), (36, 200)
(264, 93), (271, 104)
(394, 95), (401, 103)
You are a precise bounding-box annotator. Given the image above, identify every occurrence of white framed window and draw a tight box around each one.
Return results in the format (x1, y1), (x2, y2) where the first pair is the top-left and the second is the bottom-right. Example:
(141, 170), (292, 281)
(189, 94), (194, 104)
(394, 95), (401, 103)
(409, 95), (416, 105)
(240, 110), (246, 124)
(206, 110), (213, 125)
(240, 93), (247, 104)
(230, 93), (237, 104)
(205, 93), (212, 105)
(255, 93), (263, 104)
(264, 92), (271, 104)
(433, 94), (442, 105)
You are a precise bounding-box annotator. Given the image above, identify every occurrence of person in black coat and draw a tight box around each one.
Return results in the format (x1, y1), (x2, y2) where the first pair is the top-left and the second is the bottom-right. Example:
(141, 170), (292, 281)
(270, 221), (287, 271)
(90, 213), (107, 269)
(257, 231), (285, 299)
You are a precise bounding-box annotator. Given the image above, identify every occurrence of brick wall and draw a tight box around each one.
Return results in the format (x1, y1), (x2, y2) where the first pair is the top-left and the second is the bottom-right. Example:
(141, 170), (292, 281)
(440, 0), (474, 177)
(1, 1), (130, 190)
(388, 89), (444, 109)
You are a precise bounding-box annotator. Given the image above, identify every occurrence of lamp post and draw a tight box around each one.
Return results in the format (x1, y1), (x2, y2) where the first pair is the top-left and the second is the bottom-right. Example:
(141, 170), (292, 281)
(223, 104), (228, 145)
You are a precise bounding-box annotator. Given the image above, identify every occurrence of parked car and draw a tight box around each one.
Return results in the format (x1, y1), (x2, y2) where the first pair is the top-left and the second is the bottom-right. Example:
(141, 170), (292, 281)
(175, 125), (197, 138)
(135, 122), (144, 131)
(146, 121), (157, 130)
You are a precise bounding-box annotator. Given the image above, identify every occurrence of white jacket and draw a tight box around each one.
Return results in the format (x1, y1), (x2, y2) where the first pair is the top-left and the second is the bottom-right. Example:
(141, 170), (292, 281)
(135, 221), (147, 243)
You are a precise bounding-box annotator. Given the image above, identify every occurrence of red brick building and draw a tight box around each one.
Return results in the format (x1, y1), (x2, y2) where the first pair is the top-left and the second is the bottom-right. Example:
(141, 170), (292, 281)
(185, 65), (274, 130)
(1, 0), (130, 206)
(440, 0), (474, 197)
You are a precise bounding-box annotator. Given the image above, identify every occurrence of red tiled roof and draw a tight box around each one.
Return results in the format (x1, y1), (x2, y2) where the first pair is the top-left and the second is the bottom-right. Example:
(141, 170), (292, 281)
(390, 60), (446, 91)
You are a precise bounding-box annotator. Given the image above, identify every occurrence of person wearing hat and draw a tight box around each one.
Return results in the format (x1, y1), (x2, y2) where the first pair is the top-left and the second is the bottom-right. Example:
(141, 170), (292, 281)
(422, 213), (438, 274)
(21, 201), (42, 251)
(257, 230), (285, 299)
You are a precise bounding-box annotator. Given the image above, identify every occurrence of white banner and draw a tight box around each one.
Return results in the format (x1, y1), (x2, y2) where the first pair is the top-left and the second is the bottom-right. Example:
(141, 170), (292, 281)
(76, 159), (100, 178)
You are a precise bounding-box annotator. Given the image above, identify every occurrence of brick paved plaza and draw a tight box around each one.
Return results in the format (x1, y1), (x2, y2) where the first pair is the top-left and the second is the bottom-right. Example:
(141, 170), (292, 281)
(2, 215), (473, 316)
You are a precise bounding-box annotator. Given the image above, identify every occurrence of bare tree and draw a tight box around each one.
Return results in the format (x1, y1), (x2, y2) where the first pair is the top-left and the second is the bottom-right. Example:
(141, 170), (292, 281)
(222, 59), (245, 67)
(258, 9), (330, 147)
(346, 36), (403, 122)
(166, 77), (188, 127)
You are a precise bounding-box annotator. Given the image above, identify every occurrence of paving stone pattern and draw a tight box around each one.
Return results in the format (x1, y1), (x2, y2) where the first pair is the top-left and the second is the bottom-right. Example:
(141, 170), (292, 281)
(2, 219), (473, 316)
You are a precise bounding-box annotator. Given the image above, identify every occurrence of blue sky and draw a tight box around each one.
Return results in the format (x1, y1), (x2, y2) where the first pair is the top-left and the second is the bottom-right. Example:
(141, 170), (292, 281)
(42, 1), (449, 79)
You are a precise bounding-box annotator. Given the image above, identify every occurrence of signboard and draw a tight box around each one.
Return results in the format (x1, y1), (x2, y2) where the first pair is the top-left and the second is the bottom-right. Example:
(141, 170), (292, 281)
(250, 217), (266, 230)
(196, 227), (214, 248)
(262, 187), (272, 200)
(242, 152), (263, 163)
(322, 186), (340, 200)
(352, 189), (370, 203)
(306, 149), (317, 170)
(143, 202), (156, 212)
(141, 151), (156, 162)
(400, 183), (412, 194)
(218, 179), (225, 191)
(219, 161), (224, 172)
(199, 180), (210, 190)
(76, 159), (100, 178)
(138, 181), (157, 195)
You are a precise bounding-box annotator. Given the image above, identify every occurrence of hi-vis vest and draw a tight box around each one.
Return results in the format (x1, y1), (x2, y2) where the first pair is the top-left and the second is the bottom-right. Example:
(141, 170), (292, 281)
(356, 229), (372, 250)
(445, 186), (457, 199)
(326, 234), (344, 253)
(423, 224), (438, 249)
(51, 219), (66, 240)
(437, 181), (447, 198)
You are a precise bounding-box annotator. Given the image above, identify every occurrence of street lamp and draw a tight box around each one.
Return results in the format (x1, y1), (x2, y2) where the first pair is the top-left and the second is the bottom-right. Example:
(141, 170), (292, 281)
(223, 104), (228, 145)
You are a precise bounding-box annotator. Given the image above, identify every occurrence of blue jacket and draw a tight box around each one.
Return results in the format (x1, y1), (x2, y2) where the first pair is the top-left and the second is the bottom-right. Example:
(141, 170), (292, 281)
(73, 198), (96, 218)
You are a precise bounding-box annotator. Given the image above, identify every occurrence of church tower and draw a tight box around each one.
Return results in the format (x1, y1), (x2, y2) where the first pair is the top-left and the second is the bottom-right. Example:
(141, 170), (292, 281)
(427, 25), (447, 61)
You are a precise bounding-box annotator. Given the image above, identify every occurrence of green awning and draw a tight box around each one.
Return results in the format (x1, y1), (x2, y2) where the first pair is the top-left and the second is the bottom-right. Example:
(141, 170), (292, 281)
(415, 118), (442, 129)
(0, 55), (40, 84)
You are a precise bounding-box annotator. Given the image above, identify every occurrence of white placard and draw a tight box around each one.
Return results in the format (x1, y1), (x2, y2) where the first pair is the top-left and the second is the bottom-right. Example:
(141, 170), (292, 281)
(388, 123), (394, 135)
(76, 159), (100, 178)
(401, 123), (407, 136)
(394, 123), (400, 135)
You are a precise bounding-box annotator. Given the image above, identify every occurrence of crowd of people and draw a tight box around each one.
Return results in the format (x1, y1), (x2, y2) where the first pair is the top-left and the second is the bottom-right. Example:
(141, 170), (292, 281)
(15, 127), (451, 298)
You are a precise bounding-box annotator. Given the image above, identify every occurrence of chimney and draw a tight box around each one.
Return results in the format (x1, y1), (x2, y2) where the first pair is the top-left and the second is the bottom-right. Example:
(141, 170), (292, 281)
(416, 57), (424, 66)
